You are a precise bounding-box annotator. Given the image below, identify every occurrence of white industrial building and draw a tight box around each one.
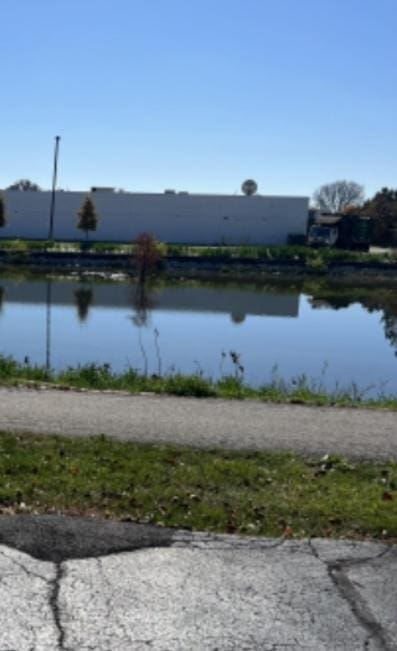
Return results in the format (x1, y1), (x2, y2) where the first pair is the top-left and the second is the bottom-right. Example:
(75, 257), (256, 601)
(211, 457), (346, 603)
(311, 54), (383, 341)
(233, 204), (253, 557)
(0, 189), (309, 245)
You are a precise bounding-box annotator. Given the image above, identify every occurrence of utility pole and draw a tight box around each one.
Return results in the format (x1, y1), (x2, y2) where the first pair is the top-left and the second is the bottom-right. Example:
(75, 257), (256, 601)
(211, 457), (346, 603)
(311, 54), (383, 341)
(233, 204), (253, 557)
(48, 135), (61, 241)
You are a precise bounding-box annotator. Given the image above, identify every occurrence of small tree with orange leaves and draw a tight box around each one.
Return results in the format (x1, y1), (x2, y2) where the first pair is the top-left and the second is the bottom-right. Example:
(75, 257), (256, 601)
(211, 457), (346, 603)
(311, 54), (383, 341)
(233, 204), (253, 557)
(133, 233), (163, 283)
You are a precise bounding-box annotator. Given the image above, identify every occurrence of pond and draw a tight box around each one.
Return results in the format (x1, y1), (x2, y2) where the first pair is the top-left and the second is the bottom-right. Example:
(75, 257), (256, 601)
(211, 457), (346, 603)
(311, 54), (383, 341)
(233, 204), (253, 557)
(0, 273), (396, 396)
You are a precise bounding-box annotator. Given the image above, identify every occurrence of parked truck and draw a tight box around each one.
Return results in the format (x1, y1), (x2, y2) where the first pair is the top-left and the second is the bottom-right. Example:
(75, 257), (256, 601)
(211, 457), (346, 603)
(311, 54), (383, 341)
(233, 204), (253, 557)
(307, 212), (373, 251)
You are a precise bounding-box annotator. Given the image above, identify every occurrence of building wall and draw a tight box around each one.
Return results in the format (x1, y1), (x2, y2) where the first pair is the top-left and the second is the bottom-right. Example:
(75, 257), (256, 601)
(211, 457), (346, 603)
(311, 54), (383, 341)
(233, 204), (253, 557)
(0, 190), (309, 245)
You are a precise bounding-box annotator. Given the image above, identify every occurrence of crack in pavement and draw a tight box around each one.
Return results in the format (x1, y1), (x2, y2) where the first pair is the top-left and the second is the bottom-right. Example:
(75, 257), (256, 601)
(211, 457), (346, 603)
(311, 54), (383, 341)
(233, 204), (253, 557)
(170, 531), (288, 551)
(48, 563), (67, 651)
(364, 633), (380, 650)
(308, 540), (394, 651)
(0, 546), (58, 651)
(0, 547), (51, 583)
(328, 565), (390, 651)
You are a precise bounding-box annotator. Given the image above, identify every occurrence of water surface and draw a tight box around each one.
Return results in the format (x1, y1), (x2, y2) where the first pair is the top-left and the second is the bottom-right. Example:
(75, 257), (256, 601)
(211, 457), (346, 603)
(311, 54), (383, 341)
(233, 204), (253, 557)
(0, 274), (396, 395)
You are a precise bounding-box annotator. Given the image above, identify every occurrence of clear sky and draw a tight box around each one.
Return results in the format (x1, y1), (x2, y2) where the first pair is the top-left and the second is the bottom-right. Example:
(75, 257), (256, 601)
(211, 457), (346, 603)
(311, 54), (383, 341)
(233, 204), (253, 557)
(1, 0), (396, 199)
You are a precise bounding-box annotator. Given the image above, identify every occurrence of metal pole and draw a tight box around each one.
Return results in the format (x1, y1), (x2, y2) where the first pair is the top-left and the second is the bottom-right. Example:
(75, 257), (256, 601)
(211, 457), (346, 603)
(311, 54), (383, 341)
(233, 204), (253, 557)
(48, 135), (61, 241)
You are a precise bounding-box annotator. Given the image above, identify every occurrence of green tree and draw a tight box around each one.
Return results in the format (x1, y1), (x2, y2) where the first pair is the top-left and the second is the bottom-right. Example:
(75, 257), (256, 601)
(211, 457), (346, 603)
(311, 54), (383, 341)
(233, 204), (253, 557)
(0, 194), (6, 228)
(361, 187), (397, 245)
(77, 197), (99, 242)
(6, 179), (41, 191)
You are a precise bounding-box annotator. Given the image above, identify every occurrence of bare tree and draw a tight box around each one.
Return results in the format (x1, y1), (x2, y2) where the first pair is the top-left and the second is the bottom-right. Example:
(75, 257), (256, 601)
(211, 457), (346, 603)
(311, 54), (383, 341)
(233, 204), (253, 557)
(133, 233), (163, 284)
(313, 181), (364, 213)
(6, 179), (42, 191)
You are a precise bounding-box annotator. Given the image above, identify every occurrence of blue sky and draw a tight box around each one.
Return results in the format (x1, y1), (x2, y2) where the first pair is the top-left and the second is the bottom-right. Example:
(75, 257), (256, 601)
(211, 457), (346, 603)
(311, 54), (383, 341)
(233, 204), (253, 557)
(1, 0), (396, 198)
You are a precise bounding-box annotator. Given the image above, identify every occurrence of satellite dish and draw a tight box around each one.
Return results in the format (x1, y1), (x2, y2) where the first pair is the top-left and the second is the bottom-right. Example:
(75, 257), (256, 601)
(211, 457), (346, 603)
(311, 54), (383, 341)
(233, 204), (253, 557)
(241, 179), (258, 196)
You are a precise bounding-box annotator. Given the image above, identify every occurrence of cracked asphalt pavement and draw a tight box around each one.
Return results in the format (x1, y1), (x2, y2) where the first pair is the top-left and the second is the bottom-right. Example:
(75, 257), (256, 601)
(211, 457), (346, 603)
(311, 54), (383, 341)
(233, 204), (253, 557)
(0, 516), (396, 650)
(0, 387), (396, 459)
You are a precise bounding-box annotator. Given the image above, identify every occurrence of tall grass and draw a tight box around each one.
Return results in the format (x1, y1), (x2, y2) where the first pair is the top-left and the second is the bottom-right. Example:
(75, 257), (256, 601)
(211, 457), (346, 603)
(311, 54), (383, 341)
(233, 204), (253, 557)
(0, 354), (395, 409)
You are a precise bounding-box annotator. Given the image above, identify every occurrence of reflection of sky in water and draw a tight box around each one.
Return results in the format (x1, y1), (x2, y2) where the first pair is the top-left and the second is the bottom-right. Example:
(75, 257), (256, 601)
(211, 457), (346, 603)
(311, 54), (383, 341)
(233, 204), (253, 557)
(0, 277), (396, 395)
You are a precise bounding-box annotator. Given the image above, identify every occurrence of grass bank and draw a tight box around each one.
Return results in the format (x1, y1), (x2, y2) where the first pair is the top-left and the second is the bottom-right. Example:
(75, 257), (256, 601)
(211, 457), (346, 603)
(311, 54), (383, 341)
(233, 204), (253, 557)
(0, 239), (395, 268)
(166, 243), (396, 267)
(0, 431), (396, 541)
(0, 355), (396, 409)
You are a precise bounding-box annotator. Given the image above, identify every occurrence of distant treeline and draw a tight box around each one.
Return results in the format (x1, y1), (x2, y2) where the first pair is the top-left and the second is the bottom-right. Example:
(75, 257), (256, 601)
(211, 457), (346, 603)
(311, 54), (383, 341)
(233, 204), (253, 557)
(358, 187), (397, 246)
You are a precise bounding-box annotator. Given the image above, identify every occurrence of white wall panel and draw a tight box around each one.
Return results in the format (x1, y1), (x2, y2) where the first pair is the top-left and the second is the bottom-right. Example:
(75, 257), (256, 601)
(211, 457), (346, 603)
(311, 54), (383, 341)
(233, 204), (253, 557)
(0, 191), (308, 245)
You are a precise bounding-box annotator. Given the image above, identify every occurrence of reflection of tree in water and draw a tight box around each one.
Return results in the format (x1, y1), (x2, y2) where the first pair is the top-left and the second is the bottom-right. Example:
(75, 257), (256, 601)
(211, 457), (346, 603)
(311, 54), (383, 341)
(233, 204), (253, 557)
(309, 287), (397, 356)
(309, 295), (358, 310)
(131, 281), (155, 328)
(0, 286), (4, 312)
(357, 295), (397, 357)
(130, 281), (159, 376)
(230, 311), (246, 324)
(74, 287), (94, 323)
(383, 313), (397, 355)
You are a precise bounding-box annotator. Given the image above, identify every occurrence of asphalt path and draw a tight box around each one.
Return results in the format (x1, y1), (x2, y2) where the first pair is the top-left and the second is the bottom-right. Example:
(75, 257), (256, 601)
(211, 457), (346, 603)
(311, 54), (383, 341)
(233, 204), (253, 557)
(0, 387), (396, 459)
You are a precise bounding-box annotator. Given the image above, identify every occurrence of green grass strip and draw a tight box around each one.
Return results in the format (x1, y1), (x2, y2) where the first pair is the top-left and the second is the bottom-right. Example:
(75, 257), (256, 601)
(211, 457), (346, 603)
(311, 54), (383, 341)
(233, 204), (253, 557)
(0, 240), (395, 266)
(0, 431), (396, 541)
(0, 354), (396, 409)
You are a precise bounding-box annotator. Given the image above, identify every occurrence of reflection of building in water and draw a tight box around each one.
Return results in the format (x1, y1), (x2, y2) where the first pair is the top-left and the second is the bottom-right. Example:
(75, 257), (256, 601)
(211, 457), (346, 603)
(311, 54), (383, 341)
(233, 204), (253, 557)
(150, 287), (299, 319)
(0, 279), (300, 319)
